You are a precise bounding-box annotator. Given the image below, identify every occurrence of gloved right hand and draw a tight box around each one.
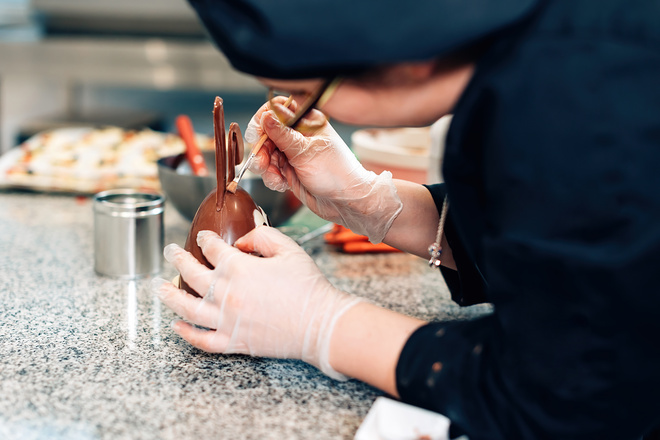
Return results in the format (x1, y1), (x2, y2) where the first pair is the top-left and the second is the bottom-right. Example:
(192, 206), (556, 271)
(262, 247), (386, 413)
(244, 98), (403, 244)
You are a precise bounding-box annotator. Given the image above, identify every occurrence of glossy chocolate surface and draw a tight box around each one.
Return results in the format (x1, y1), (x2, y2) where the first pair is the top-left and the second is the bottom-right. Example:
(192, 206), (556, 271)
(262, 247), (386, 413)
(184, 187), (266, 267)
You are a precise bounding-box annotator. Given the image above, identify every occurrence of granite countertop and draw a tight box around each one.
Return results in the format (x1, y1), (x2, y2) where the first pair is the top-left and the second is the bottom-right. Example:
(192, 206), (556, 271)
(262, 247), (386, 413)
(0, 191), (491, 440)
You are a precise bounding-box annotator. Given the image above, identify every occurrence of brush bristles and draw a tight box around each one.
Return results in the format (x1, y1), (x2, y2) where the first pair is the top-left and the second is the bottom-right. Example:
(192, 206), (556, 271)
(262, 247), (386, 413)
(226, 180), (238, 193)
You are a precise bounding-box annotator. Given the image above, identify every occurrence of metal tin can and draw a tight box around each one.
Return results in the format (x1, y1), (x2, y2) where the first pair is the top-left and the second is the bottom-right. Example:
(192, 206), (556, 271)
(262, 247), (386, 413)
(93, 189), (165, 278)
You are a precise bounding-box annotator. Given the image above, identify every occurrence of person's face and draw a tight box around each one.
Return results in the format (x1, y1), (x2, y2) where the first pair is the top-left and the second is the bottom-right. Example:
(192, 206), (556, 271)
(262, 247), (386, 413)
(258, 59), (474, 127)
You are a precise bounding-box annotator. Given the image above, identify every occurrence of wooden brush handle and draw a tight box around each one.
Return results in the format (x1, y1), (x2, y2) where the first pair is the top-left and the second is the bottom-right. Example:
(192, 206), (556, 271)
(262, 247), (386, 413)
(251, 134), (269, 156)
(226, 95), (295, 193)
(246, 95), (294, 162)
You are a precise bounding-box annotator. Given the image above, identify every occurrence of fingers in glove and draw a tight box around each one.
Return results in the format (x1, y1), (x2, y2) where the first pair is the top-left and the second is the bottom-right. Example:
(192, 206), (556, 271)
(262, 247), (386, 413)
(261, 149), (289, 192)
(270, 98), (299, 124)
(171, 320), (234, 353)
(244, 105), (268, 143)
(269, 102), (327, 135)
(249, 137), (275, 175)
(196, 230), (248, 275)
(245, 96), (298, 143)
(234, 225), (299, 257)
(152, 278), (222, 329)
(262, 172), (288, 192)
(163, 243), (220, 298)
(262, 111), (307, 155)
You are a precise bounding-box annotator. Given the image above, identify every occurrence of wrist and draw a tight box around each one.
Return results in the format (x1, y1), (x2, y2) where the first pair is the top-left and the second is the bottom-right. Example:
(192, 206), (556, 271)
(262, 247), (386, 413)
(335, 170), (403, 243)
(328, 302), (426, 395)
(301, 286), (362, 380)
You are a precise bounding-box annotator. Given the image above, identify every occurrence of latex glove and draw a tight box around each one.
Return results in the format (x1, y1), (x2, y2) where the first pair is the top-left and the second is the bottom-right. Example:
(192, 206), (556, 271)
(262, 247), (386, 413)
(244, 98), (402, 244)
(152, 227), (362, 380)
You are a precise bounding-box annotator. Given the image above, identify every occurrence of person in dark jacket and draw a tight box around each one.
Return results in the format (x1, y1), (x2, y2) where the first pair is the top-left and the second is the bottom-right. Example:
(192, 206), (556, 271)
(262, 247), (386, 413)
(152, 0), (660, 438)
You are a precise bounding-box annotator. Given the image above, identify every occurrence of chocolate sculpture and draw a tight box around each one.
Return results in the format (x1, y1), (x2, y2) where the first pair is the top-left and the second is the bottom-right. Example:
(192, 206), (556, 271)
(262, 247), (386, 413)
(180, 97), (268, 296)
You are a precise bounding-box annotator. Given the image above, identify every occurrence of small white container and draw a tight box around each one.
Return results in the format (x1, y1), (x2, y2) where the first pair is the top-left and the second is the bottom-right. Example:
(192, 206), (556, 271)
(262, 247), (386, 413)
(351, 116), (452, 185)
(352, 127), (431, 184)
(428, 115), (453, 184)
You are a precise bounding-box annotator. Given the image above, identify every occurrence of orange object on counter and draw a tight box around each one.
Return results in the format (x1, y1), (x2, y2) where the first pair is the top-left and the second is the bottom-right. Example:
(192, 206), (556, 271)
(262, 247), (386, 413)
(342, 241), (399, 253)
(324, 224), (367, 245)
(324, 224), (400, 253)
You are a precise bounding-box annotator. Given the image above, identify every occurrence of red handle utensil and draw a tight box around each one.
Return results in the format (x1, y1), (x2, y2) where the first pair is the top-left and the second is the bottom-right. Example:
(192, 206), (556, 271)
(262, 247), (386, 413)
(176, 114), (209, 176)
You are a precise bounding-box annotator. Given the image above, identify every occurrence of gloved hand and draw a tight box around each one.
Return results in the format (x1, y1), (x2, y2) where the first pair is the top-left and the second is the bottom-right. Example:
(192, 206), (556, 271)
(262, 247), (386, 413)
(244, 98), (403, 244)
(152, 227), (362, 380)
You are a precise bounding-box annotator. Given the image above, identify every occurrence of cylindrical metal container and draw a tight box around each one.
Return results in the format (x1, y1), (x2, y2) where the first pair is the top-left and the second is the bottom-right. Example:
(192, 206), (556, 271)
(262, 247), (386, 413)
(93, 189), (165, 278)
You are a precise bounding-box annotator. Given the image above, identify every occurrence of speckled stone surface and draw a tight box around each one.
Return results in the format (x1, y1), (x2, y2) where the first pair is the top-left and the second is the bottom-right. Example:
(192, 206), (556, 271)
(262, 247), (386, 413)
(0, 191), (492, 440)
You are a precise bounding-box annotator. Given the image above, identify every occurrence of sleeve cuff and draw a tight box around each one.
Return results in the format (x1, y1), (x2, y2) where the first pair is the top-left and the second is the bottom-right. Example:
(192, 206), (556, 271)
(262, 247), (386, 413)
(396, 315), (498, 437)
(424, 184), (488, 306)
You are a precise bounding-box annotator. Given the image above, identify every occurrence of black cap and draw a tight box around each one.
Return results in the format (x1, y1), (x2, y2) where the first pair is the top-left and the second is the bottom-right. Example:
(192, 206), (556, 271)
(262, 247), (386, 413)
(188, 0), (538, 79)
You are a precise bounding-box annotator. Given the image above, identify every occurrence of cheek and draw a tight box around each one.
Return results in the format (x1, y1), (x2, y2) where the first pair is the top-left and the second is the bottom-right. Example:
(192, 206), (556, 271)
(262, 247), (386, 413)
(323, 93), (383, 126)
(326, 103), (410, 127)
(321, 87), (420, 127)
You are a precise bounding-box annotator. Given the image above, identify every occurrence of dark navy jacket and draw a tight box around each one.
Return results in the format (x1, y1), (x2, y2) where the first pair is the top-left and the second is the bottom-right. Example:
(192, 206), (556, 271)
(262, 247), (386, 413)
(398, 1), (660, 439)
(187, 0), (660, 437)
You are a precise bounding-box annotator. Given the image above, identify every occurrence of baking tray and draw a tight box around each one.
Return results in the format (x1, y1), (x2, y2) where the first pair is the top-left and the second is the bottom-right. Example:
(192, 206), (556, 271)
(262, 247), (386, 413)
(0, 126), (212, 194)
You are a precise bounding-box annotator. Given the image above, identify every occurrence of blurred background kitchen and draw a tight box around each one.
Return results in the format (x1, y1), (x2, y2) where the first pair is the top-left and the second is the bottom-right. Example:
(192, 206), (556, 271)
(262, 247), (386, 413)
(0, 0), (302, 152)
(0, 0), (444, 197)
(0, 0), (374, 154)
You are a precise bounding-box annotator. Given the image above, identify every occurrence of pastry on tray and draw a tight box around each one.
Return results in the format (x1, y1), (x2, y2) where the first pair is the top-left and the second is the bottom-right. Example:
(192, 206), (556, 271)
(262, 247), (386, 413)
(0, 126), (213, 194)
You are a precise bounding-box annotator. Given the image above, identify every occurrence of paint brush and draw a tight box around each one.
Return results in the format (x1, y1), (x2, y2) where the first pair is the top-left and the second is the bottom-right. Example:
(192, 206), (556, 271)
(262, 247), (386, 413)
(226, 95), (294, 193)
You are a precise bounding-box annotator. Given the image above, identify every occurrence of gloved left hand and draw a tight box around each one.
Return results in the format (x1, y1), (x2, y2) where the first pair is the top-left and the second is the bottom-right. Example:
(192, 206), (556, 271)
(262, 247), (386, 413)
(152, 226), (362, 380)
